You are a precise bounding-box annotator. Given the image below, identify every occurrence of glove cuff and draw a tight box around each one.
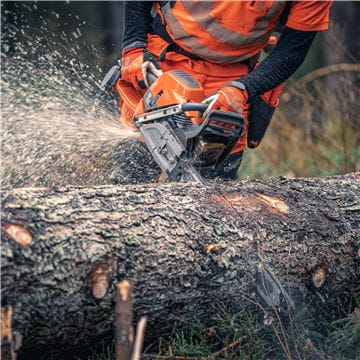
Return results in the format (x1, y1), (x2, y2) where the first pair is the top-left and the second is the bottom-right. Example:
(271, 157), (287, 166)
(225, 80), (246, 91)
(122, 40), (147, 52)
(224, 81), (249, 103)
(122, 47), (146, 57)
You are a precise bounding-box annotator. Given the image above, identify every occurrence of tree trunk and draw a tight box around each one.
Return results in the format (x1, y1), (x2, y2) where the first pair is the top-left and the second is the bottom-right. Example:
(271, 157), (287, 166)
(1, 174), (359, 351)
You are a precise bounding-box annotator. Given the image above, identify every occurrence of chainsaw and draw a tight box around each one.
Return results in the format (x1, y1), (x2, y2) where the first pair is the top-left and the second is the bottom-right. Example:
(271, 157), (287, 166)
(101, 64), (244, 184)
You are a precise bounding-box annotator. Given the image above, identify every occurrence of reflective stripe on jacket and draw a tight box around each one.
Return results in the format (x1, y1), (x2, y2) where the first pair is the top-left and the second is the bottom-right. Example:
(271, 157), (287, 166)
(156, 1), (286, 64)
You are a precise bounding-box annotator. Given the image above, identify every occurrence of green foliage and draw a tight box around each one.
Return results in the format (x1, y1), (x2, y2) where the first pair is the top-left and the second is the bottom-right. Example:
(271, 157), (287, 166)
(89, 301), (359, 360)
(325, 309), (360, 359)
(239, 70), (359, 180)
(159, 313), (212, 357)
(87, 342), (115, 360)
(158, 304), (274, 359)
(213, 307), (274, 359)
(171, 331), (212, 357)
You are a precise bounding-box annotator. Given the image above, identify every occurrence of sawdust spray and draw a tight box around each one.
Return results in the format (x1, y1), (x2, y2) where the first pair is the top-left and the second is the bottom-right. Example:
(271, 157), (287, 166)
(1, 4), (159, 187)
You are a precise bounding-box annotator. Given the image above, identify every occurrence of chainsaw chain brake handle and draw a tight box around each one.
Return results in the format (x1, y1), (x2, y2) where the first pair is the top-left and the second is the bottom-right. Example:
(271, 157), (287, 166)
(100, 59), (158, 93)
(100, 62), (121, 92)
(145, 71), (158, 88)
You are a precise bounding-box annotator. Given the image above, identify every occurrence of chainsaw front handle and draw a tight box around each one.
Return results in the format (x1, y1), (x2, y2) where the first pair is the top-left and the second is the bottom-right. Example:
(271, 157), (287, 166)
(145, 71), (158, 88)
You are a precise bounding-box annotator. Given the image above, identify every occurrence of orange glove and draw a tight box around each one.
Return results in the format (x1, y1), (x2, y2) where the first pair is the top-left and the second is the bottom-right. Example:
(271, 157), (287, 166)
(202, 82), (249, 154)
(205, 82), (248, 115)
(121, 48), (162, 92)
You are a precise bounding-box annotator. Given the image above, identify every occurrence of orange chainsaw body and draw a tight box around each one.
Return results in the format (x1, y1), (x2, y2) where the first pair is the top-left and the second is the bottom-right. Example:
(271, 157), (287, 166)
(115, 70), (205, 128)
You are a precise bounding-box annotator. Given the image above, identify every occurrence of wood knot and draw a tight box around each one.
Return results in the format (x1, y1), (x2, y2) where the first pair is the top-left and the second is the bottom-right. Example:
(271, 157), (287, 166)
(258, 194), (289, 215)
(312, 265), (327, 288)
(89, 260), (113, 299)
(210, 192), (289, 217)
(205, 244), (219, 254)
(3, 224), (32, 246)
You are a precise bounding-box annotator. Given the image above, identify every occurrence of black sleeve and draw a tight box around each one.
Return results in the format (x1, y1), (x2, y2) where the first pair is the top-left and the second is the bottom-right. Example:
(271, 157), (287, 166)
(240, 27), (317, 102)
(122, 1), (154, 51)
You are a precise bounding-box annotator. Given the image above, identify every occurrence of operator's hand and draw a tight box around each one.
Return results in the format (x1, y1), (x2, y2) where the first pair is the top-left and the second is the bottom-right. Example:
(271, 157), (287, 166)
(210, 85), (248, 114)
(200, 82), (249, 154)
(120, 48), (163, 92)
(202, 82), (248, 119)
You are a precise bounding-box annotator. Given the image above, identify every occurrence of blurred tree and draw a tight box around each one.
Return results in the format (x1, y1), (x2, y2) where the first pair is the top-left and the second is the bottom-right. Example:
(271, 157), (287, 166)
(325, 1), (360, 64)
(1, 1), (123, 68)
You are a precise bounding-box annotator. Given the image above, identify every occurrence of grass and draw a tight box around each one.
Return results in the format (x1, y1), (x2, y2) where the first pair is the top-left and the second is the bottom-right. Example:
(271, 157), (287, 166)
(325, 309), (360, 359)
(157, 301), (360, 360)
(158, 306), (274, 359)
(89, 298), (360, 360)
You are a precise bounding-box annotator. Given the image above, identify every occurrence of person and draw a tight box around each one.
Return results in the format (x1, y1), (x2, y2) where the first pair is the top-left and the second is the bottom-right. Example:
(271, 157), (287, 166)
(118, 1), (333, 179)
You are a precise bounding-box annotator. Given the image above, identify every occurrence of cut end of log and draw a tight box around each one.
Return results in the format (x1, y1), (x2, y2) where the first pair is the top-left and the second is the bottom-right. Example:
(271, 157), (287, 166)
(312, 265), (327, 288)
(211, 193), (289, 216)
(3, 224), (32, 246)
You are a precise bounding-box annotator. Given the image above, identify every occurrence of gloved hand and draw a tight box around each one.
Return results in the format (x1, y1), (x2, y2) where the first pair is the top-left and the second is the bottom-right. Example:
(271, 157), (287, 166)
(201, 82), (249, 155)
(203, 83), (248, 117)
(120, 48), (163, 92)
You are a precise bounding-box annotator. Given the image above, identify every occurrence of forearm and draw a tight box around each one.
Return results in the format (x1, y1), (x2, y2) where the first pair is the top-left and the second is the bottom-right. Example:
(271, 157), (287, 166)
(240, 27), (317, 101)
(122, 1), (153, 51)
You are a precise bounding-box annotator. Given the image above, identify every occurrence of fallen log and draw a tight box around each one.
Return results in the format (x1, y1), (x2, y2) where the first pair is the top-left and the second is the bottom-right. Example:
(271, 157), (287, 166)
(1, 174), (359, 351)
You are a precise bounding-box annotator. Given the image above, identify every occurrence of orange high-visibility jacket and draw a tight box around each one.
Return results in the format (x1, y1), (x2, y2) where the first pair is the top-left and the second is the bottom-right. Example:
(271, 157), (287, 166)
(153, 1), (332, 64)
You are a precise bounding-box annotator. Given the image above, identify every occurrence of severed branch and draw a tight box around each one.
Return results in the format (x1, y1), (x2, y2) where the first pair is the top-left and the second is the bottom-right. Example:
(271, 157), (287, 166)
(115, 280), (134, 360)
(1, 306), (16, 360)
(132, 317), (148, 360)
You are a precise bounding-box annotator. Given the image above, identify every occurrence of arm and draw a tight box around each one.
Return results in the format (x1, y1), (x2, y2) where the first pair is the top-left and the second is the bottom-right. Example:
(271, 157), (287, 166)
(240, 27), (317, 102)
(120, 2), (161, 91)
(240, 0), (333, 101)
(122, 1), (153, 50)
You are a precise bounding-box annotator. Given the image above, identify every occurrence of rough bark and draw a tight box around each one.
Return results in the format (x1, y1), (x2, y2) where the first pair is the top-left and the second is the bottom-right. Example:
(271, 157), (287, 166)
(1, 174), (359, 350)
